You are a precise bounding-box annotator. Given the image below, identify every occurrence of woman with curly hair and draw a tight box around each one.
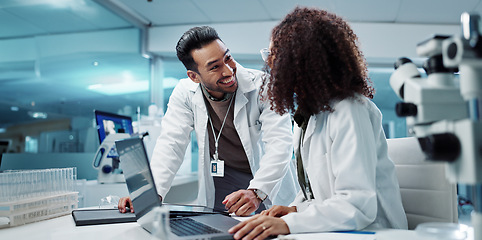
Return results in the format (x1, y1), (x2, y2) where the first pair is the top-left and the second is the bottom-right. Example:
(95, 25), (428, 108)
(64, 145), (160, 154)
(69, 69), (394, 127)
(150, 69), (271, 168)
(229, 7), (407, 239)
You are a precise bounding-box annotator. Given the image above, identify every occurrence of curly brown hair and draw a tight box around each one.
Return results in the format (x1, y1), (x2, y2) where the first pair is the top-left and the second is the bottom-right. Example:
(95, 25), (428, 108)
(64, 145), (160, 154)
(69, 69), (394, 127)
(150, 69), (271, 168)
(262, 7), (374, 116)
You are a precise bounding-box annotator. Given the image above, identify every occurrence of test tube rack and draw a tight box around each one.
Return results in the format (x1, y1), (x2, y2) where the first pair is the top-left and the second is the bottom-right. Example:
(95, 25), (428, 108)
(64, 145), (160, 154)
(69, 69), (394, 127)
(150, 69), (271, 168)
(0, 168), (78, 228)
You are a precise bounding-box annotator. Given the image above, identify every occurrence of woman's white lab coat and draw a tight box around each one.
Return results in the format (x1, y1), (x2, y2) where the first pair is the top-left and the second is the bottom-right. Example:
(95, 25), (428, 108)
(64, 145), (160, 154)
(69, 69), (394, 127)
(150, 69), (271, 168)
(150, 63), (298, 208)
(282, 95), (408, 233)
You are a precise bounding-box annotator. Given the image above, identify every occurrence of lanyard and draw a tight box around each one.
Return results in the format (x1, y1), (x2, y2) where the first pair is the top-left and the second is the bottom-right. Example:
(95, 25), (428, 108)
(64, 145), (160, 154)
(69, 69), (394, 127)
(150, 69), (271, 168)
(294, 110), (314, 200)
(297, 125), (314, 200)
(208, 93), (235, 161)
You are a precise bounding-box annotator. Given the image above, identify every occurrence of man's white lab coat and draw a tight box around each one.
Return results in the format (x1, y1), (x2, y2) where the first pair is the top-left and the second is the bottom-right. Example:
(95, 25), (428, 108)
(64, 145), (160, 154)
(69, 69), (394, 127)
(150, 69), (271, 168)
(282, 95), (408, 233)
(150, 63), (298, 208)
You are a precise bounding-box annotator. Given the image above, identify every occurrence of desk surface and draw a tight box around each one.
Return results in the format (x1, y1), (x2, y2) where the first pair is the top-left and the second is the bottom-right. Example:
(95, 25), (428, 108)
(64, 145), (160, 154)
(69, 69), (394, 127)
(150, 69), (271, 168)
(0, 214), (150, 240)
(2, 212), (475, 240)
(0, 213), (424, 240)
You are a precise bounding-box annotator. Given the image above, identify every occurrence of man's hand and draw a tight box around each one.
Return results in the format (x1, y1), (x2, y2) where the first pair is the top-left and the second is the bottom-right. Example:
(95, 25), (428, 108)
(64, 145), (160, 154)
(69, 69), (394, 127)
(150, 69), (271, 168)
(260, 205), (297, 217)
(118, 196), (134, 213)
(229, 215), (290, 240)
(222, 189), (261, 216)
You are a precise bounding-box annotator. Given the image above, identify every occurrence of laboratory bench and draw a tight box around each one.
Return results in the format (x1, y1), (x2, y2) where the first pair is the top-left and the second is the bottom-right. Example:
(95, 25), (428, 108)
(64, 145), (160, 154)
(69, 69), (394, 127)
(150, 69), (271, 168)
(0, 212), (456, 240)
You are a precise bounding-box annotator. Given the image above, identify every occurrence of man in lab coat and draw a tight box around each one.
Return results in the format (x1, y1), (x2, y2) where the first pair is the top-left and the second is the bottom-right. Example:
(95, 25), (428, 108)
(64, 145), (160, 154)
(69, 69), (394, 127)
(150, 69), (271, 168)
(119, 26), (298, 216)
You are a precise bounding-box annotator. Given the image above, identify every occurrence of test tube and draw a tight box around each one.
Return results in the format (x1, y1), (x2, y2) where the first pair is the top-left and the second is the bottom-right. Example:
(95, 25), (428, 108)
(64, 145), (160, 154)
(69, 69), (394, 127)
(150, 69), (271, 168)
(0, 172), (6, 202)
(0, 168), (78, 203)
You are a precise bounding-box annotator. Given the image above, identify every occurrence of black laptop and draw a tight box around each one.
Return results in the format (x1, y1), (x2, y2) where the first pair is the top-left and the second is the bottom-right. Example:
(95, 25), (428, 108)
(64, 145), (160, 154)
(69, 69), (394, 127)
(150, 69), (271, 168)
(115, 137), (240, 239)
(72, 137), (236, 231)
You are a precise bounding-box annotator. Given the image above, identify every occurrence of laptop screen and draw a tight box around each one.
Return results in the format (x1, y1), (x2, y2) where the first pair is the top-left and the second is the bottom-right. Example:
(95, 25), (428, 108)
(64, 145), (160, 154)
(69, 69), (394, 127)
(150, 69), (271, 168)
(116, 137), (241, 238)
(116, 137), (160, 220)
(116, 137), (224, 221)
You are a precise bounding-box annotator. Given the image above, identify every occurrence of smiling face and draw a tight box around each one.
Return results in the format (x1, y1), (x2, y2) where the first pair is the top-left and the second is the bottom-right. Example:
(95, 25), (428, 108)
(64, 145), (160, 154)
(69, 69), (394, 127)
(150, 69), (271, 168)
(187, 39), (238, 99)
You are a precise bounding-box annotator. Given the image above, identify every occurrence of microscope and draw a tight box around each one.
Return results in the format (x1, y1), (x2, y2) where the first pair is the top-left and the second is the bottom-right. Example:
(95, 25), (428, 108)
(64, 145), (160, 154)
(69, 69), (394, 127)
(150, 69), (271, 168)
(92, 133), (130, 183)
(389, 12), (482, 238)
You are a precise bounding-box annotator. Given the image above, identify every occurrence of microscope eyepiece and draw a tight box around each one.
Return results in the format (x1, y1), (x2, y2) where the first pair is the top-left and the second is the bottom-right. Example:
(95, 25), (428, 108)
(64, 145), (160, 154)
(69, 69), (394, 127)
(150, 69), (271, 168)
(417, 133), (461, 162)
(395, 102), (417, 117)
(423, 55), (457, 75)
(394, 57), (413, 70)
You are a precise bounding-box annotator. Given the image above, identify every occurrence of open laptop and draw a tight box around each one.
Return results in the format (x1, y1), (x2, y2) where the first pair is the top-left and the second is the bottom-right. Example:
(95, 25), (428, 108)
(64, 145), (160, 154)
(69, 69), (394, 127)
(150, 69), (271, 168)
(115, 137), (240, 240)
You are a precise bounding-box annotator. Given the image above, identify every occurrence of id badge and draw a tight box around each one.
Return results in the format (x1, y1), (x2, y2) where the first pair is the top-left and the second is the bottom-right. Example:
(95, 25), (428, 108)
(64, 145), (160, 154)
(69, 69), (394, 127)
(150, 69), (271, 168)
(211, 160), (225, 177)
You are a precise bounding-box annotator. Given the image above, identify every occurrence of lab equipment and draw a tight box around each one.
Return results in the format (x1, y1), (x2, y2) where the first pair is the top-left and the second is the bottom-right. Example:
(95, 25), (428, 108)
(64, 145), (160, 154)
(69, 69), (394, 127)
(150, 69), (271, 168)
(150, 206), (170, 240)
(92, 133), (130, 183)
(93, 110), (133, 183)
(0, 168), (78, 228)
(415, 222), (468, 240)
(98, 195), (121, 209)
(389, 12), (482, 239)
(134, 104), (163, 161)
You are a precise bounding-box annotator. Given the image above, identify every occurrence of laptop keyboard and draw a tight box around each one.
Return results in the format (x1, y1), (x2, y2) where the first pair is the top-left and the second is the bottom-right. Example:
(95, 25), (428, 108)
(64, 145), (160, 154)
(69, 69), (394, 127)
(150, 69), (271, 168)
(170, 217), (223, 236)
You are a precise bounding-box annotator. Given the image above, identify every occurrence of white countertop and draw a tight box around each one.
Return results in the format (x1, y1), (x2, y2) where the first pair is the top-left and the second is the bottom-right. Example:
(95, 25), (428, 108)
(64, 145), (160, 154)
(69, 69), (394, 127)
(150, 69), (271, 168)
(2, 213), (472, 240)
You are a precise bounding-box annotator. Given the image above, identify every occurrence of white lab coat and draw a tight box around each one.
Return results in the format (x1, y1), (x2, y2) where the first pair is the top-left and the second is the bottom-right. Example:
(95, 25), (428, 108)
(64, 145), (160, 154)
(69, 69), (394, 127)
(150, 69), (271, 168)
(282, 95), (408, 233)
(150, 63), (298, 208)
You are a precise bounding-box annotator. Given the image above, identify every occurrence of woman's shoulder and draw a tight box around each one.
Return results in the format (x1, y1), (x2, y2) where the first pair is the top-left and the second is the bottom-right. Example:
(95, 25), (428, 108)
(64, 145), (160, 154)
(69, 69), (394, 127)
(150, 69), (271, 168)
(328, 94), (381, 119)
(332, 94), (369, 109)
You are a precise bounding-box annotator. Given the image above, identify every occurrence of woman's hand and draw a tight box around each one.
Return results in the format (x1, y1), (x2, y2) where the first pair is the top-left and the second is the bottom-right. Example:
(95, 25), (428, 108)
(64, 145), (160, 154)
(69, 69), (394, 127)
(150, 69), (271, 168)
(229, 215), (290, 240)
(260, 205), (297, 217)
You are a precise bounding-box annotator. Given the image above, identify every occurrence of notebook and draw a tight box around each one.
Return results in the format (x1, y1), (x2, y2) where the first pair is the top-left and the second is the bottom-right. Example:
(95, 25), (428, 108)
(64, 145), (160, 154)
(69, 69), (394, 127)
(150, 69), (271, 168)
(115, 137), (240, 239)
(72, 203), (222, 226)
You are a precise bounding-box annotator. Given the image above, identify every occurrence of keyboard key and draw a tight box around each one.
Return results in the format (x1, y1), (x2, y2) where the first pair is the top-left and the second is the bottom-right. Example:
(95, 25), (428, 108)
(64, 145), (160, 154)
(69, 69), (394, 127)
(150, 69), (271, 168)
(170, 217), (222, 236)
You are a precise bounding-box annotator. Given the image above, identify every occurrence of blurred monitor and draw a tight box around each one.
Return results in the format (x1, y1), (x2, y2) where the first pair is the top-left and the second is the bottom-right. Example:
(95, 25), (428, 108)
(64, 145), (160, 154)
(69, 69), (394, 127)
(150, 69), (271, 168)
(94, 110), (133, 144)
(0, 139), (11, 168)
(0, 140), (10, 154)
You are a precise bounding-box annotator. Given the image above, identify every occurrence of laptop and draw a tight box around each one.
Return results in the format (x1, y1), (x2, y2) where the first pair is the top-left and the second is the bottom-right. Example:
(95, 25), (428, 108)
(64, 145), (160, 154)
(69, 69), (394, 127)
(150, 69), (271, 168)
(115, 137), (240, 240)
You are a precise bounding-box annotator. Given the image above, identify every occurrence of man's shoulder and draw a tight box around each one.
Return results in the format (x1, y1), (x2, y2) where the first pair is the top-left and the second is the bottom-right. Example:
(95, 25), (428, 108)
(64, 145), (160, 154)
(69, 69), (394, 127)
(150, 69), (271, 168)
(244, 68), (264, 78)
(178, 77), (196, 85)
(243, 66), (264, 76)
(236, 64), (264, 81)
(168, 78), (199, 104)
(174, 78), (198, 92)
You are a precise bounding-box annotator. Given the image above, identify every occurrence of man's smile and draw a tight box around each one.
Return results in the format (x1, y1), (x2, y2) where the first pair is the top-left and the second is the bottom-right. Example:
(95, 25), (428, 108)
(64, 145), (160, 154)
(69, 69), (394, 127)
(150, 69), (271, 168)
(220, 76), (234, 84)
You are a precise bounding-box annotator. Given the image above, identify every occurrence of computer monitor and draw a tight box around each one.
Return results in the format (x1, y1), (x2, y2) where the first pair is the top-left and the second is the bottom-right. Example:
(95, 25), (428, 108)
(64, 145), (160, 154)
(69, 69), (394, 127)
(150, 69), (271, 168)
(0, 139), (11, 166)
(94, 110), (134, 144)
(0, 140), (10, 154)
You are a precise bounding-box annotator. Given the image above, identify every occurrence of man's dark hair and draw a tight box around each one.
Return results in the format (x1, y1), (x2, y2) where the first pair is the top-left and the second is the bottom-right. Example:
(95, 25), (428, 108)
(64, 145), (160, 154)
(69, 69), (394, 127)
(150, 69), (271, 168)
(176, 26), (221, 73)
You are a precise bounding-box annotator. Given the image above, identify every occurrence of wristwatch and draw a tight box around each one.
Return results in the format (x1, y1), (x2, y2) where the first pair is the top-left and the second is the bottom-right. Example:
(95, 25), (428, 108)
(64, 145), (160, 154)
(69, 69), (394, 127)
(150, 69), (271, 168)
(251, 189), (268, 202)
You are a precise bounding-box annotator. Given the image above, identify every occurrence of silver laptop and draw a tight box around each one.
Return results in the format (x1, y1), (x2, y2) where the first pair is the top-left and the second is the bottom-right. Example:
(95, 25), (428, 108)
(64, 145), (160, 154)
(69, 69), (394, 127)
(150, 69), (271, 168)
(115, 137), (240, 240)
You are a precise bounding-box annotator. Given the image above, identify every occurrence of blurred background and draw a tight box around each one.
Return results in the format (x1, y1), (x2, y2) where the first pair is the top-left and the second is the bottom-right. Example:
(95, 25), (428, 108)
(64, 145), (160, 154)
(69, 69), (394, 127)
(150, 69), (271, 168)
(0, 0), (475, 153)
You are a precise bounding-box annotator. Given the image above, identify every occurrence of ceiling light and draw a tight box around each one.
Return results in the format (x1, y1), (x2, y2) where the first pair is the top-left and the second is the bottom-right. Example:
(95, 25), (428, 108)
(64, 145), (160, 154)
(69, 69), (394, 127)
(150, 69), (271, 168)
(40, 0), (79, 9)
(87, 81), (149, 95)
(28, 111), (48, 119)
(88, 84), (102, 90)
(141, 53), (151, 59)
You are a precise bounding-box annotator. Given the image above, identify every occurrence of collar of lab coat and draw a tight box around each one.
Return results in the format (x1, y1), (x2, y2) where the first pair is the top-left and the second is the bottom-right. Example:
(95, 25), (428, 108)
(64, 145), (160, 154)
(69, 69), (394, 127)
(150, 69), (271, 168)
(234, 62), (257, 94)
(301, 96), (351, 144)
(301, 114), (317, 145)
